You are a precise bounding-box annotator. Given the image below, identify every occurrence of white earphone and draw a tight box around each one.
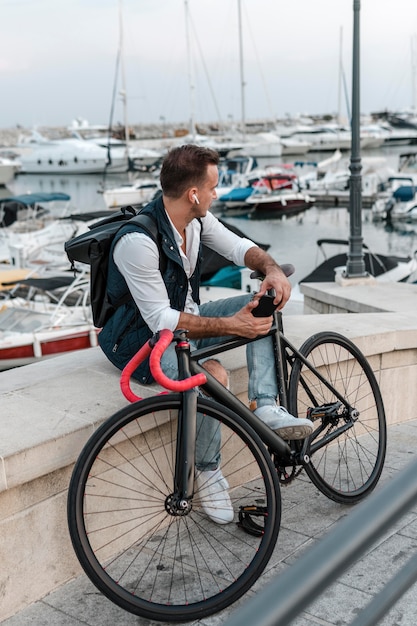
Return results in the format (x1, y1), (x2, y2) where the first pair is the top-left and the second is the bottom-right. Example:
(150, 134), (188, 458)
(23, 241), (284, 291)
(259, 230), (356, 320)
(192, 194), (200, 205)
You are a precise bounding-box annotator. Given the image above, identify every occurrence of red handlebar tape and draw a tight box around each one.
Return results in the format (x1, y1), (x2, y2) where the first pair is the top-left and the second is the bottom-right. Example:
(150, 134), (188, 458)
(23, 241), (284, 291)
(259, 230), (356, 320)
(120, 329), (207, 403)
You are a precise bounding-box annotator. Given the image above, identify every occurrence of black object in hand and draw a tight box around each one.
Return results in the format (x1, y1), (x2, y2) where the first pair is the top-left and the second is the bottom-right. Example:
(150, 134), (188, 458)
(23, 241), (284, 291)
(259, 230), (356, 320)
(251, 294), (278, 317)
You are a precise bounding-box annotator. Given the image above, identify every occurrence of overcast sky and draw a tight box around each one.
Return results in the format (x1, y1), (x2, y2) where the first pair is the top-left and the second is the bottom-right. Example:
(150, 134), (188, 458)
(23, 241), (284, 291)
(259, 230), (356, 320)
(2, 0), (417, 130)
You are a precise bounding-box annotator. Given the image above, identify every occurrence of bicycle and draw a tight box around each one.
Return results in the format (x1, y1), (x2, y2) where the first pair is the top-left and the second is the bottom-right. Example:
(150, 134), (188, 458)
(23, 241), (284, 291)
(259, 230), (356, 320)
(67, 270), (386, 623)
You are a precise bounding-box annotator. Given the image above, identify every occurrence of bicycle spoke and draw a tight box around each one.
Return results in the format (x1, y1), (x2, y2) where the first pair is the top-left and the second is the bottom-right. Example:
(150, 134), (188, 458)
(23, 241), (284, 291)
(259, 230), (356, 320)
(289, 332), (386, 504)
(68, 396), (280, 621)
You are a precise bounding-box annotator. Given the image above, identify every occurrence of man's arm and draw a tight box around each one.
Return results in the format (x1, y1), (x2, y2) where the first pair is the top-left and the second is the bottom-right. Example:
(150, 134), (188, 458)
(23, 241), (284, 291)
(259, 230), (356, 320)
(175, 245), (292, 340)
(176, 246), (291, 340)
(244, 246), (291, 308)
(176, 302), (274, 340)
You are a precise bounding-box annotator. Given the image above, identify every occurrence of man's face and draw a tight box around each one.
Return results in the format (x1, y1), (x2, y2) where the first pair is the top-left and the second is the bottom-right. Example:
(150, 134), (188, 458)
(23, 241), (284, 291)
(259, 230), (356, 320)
(193, 164), (218, 215)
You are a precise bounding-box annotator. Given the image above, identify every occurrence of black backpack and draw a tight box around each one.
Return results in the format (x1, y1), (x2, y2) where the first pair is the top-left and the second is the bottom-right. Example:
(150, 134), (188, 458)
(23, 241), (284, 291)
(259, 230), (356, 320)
(65, 205), (161, 328)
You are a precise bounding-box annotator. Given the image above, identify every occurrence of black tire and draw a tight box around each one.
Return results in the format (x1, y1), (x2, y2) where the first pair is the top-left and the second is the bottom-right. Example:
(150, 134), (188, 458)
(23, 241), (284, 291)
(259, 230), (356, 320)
(288, 332), (386, 504)
(68, 395), (281, 622)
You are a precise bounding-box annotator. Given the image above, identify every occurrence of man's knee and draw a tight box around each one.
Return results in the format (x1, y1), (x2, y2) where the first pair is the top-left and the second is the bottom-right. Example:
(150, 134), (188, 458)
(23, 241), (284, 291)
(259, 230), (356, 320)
(202, 358), (229, 388)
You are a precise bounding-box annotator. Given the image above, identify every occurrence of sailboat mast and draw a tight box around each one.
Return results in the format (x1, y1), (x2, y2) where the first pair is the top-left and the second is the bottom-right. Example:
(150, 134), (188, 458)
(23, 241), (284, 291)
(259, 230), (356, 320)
(337, 26), (343, 127)
(184, 0), (196, 140)
(411, 34), (417, 115)
(238, 0), (246, 140)
(118, 0), (130, 160)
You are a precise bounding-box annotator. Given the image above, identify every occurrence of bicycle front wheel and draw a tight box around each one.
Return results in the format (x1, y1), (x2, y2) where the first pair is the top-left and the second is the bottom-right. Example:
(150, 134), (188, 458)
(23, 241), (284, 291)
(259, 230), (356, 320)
(68, 394), (281, 622)
(288, 331), (386, 504)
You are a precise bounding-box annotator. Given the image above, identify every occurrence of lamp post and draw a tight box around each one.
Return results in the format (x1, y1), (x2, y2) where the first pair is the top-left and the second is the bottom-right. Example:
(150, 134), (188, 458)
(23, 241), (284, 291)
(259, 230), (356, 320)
(345, 0), (367, 278)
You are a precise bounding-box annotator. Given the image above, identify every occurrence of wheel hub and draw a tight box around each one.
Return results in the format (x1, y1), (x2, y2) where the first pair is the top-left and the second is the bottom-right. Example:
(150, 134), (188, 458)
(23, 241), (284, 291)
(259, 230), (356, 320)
(165, 493), (192, 516)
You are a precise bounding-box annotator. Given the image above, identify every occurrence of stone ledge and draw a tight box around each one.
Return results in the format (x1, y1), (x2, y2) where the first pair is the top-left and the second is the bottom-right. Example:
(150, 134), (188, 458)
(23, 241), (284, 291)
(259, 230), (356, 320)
(0, 344), (248, 493)
(1, 311), (417, 494)
(1, 310), (417, 620)
(300, 280), (417, 315)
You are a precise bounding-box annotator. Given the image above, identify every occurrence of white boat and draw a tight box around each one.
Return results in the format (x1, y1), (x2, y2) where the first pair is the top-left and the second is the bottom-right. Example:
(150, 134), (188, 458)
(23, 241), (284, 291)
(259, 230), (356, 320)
(69, 120), (163, 172)
(102, 177), (161, 209)
(218, 163), (303, 213)
(303, 155), (396, 198)
(0, 271), (98, 370)
(280, 137), (312, 156)
(380, 123), (417, 145)
(214, 154), (259, 205)
(284, 124), (352, 152)
(0, 194), (108, 268)
(279, 123), (383, 153)
(245, 172), (315, 216)
(0, 156), (20, 186)
(386, 197), (417, 221)
(15, 130), (128, 174)
(227, 132), (283, 159)
(0, 191), (72, 228)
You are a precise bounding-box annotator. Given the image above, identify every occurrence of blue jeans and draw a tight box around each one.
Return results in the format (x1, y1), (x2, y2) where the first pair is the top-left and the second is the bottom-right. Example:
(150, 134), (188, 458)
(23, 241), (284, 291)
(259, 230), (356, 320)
(160, 293), (278, 470)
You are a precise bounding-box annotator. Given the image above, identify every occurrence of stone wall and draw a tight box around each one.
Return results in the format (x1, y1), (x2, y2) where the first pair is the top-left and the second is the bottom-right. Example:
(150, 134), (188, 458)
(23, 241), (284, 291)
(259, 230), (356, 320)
(1, 311), (417, 619)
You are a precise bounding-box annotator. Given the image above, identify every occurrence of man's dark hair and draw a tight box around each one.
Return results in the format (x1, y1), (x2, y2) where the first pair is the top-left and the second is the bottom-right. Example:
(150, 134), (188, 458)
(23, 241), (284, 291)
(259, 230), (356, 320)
(160, 144), (220, 198)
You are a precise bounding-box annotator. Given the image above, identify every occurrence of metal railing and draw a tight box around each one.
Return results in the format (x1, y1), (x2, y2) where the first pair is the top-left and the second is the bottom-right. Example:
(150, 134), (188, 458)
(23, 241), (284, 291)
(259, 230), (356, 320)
(224, 456), (417, 626)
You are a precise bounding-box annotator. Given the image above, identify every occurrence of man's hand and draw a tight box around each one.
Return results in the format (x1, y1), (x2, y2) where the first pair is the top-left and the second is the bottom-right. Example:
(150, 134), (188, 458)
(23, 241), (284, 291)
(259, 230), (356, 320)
(177, 299), (274, 340)
(255, 265), (291, 310)
(244, 247), (292, 310)
(230, 300), (274, 338)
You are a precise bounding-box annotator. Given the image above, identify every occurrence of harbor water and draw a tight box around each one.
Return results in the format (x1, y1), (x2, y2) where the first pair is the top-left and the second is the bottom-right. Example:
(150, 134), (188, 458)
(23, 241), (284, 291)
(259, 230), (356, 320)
(2, 145), (416, 287)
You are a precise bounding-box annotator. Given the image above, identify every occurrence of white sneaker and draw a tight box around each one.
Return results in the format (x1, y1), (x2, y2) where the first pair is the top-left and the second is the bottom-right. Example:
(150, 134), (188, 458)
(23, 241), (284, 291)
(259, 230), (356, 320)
(195, 468), (234, 524)
(255, 405), (313, 440)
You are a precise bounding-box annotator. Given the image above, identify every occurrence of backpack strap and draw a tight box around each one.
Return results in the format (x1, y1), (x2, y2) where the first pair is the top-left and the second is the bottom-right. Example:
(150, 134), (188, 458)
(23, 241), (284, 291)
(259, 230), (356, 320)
(128, 213), (159, 242)
(110, 213), (166, 313)
(126, 213), (166, 275)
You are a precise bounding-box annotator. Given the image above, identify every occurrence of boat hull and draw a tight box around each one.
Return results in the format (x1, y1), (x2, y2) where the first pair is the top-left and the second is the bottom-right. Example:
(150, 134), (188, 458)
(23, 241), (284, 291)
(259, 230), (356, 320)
(103, 180), (160, 209)
(247, 193), (315, 214)
(0, 328), (99, 371)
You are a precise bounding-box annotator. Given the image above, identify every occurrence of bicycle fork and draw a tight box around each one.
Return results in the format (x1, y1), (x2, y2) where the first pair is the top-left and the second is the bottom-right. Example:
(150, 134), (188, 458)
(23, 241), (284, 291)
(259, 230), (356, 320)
(166, 338), (197, 517)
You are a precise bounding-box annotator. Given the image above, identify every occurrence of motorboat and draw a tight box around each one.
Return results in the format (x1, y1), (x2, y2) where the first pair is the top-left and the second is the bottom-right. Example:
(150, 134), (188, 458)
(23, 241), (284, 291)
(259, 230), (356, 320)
(299, 239), (417, 284)
(227, 132), (283, 159)
(0, 192), (75, 267)
(0, 156), (20, 186)
(0, 271), (98, 370)
(246, 188), (315, 216)
(70, 127), (163, 172)
(218, 165), (294, 213)
(284, 125), (352, 152)
(385, 197), (417, 221)
(280, 137), (312, 156)
(102, 177), (161, 209)
(245, 172), (315, 216)
(303, 155), (396, 209)
(0, 195), (109, 269)
(0, 192), (71, 228)
(15, 130), (128, 174)
(212, 154), (259, 212)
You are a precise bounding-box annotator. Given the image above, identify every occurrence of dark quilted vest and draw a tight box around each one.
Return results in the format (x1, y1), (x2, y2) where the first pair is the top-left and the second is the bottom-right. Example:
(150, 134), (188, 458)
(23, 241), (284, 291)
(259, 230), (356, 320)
(98, 195), (202, 383)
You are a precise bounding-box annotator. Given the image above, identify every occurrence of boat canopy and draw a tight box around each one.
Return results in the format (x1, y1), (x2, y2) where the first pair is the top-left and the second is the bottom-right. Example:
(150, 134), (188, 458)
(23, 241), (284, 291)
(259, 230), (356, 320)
(0, 192), (71, 206)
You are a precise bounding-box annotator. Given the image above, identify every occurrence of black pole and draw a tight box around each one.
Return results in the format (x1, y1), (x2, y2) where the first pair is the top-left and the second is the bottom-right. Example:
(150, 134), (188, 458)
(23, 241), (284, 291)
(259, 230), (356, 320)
(346, 0), (367, 277)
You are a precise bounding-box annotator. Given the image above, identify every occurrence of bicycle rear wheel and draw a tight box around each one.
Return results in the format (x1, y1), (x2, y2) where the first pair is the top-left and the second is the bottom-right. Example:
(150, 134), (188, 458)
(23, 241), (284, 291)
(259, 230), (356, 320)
(288, 331), (386, 504)
(68, 395), (280, 622)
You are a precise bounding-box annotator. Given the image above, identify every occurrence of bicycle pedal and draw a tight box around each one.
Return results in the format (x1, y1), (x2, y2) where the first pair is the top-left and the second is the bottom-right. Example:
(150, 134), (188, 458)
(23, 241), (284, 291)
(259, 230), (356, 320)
(237, 505), (267, 537)
(307, 401), (342, 420)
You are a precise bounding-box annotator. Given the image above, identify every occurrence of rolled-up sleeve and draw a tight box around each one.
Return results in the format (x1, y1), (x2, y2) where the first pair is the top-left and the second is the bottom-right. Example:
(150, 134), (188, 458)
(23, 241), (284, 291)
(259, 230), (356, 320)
(113, 232), (180, 333)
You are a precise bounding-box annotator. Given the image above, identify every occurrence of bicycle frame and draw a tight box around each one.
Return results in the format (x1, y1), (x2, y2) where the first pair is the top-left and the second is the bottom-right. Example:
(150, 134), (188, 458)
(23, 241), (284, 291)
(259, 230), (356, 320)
(186, 308), (359, 461)
(120, 309), (364, 507)
(169, 319), (291, 504)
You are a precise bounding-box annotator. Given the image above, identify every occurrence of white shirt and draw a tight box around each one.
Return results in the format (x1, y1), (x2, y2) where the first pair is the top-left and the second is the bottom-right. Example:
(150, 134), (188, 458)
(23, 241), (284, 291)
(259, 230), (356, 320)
(113, 209), (256, 333)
